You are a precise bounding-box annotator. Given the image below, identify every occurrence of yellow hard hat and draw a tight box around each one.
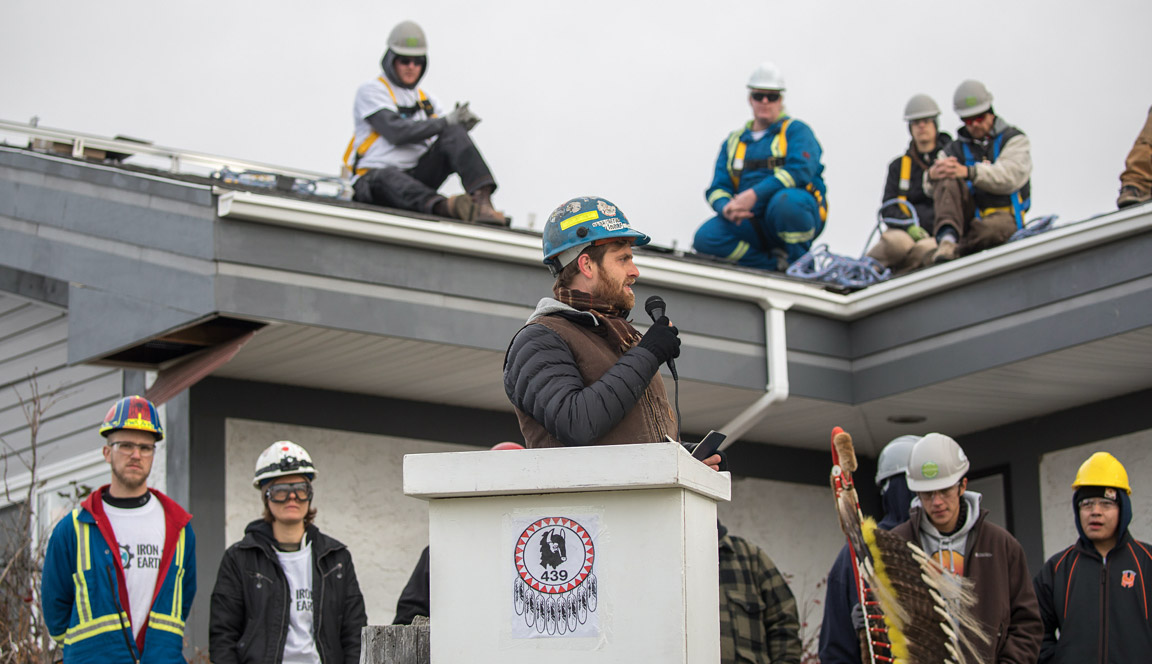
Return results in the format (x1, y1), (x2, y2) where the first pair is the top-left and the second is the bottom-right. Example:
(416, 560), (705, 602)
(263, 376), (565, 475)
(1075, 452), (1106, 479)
(1072, 452), (1131, 494)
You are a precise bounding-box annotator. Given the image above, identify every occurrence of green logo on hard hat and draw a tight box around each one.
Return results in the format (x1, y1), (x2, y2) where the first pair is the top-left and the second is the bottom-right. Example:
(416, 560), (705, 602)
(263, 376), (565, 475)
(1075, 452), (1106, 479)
(964, 95), (979, 107)
(406, 37), (420, 46)
(921, 461), (940, 479)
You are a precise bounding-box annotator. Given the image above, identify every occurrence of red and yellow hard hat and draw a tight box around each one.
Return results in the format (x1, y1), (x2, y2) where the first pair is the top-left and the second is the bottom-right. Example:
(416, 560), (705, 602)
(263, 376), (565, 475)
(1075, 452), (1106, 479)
(99, 395), (163, 442)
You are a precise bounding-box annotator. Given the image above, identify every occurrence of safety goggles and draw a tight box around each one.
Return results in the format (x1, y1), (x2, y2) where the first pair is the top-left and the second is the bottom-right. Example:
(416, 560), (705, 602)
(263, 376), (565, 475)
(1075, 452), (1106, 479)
(961, 112), (987, 125)
(265, 481), (313, 503)
(395, 56), (426, 67)
(750, 91), (781, 103)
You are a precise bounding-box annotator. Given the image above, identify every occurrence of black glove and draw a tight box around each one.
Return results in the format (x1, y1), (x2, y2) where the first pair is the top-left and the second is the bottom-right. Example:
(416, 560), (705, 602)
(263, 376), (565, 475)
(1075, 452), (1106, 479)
(637, 316), (680, 364)
(850, 602), (865, 631)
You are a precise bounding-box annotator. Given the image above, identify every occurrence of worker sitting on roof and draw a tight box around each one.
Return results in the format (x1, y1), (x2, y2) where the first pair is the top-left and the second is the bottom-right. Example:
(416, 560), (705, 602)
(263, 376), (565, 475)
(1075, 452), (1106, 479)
(693, 62), (828, 271)
(923, 80), (1032, 264)
(867, 94), (952, 274)
(344, 20), (506, 226)
(1117, 105), (1152, 209)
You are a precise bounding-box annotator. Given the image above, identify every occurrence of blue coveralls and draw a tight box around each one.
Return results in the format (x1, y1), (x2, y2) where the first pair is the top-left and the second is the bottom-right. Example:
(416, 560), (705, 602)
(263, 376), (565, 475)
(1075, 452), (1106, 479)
(694, 116), (828, 269)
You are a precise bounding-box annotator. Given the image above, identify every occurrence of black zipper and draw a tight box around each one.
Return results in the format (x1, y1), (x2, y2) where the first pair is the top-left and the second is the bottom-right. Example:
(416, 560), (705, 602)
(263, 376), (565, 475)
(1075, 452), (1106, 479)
(256, 544), (291, 664)
(1100, 558), (1108, 664)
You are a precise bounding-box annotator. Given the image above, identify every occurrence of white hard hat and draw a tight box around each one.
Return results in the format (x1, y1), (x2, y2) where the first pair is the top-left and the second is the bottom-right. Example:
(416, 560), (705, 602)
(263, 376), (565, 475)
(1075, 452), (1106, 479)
(876, 435), (920, 485)
(747, 62), (786, 91)
(953, 79), (993, 118)
(387, 20), (428, 57)
(903, 94), (940, 122)
(906, 433), (969, 492)
(253, 440), (317, 488)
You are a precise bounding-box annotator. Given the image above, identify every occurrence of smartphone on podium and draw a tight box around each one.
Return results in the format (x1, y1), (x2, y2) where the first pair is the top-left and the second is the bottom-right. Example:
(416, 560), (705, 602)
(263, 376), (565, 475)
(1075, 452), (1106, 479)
(691, 430), (726, 461)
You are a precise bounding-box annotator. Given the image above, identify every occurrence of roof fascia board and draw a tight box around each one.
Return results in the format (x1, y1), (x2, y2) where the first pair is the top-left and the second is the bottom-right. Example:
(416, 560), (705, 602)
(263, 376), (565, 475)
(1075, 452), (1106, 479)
(218, 191), (1152, 321)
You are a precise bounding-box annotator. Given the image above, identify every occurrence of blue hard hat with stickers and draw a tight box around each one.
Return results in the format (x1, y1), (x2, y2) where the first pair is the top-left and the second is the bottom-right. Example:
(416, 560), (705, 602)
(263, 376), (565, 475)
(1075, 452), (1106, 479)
(541, 196), (651, 277)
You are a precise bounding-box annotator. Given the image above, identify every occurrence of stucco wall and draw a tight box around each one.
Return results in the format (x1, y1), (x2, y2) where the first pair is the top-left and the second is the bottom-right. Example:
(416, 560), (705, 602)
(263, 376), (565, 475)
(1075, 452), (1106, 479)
(1039, 427), (1152, 559)
(225, 419), (473, 625)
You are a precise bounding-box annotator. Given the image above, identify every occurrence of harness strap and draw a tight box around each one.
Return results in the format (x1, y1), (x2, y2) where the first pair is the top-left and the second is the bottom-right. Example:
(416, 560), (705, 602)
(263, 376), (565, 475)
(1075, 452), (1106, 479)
(343, 77), (436, 176)
(961, 135), (1027, 228)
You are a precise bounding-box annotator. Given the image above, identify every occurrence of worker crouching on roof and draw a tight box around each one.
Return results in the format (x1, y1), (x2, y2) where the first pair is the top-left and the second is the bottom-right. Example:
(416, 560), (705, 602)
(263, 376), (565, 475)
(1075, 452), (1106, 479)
(1033, 452), (1152, 663)
(924, 79), (1032, 264)
(41, 396), (196, 664)
(210, 441), (366, 664)
(345, 20), (506, 226)
(693, 62), (828, 271)
(868, 96), (952, 274)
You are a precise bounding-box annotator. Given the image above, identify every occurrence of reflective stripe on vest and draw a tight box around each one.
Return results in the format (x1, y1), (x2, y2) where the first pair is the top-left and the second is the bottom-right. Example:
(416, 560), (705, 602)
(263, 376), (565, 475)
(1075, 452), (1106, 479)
(342, 76), (436, 176)
(961, 135), (1030, 229)
(64, 510), (130, 646)
(723, 118), (826, 224)
(896, 155), (913, 217)
(63, 511), (188, 646)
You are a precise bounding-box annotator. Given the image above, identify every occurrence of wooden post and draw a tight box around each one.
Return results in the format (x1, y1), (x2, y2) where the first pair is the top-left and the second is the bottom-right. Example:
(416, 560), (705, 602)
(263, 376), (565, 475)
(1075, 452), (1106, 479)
(359, 620), (430, 664)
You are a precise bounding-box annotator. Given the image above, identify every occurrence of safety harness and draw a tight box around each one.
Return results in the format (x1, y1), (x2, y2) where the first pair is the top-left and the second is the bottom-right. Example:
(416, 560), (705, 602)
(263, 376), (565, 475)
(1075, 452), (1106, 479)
(342, 76), (437, 177)
(961, 133), (1030, 229)
(723, 119), (828, 224)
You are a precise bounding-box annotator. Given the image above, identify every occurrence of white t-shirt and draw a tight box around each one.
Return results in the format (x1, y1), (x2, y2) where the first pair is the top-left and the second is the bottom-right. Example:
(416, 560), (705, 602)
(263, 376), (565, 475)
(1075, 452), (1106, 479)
(277, 541), (321, 664)
(351, 76), (445, 171)
(104, 498), (165, 639)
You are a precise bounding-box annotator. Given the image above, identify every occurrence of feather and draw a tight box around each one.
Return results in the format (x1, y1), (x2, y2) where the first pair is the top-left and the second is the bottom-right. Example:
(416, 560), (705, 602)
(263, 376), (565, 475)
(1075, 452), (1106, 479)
(829, 426), (989, 664)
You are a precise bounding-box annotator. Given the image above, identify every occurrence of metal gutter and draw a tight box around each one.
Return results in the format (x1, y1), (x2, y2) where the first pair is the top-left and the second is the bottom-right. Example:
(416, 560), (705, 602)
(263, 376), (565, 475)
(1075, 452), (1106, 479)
(216, 189), (1152, 321)
(718, 300), (791, 449)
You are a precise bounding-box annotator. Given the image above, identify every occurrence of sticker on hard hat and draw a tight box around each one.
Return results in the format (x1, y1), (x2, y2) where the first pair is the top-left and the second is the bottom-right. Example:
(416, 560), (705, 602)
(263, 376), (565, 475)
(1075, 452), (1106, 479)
(512, 514), (600, 638)
(921, 461), (939, 479)
(560, 210), (599, 230)
(596, 200), (616, 216)
(592, 217), (627, 232)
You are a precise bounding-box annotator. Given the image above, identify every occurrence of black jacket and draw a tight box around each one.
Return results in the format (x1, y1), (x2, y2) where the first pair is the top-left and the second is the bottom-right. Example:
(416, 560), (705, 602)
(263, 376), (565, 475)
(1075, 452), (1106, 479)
(209, 520), (367, 664)
(882, 133), (951, 233)
(1034, 487), (1152, 664)
(392, 546), (430, 625)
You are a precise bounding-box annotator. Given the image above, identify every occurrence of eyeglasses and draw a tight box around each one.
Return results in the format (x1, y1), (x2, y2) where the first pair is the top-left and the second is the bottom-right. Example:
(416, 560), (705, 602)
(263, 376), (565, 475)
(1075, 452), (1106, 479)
(395, 56), (426, 67)
(110, 442), (156, 457)
(961, 113), (986, 125)
(266, 481), (313, 503)
(1079, 498), (1118, 511)
(750, 91), (781, 103)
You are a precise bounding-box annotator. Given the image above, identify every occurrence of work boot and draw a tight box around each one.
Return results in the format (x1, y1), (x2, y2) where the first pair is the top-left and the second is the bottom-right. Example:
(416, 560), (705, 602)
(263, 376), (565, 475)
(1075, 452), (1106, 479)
(469, 186), (508, 227)
(1117, 184), (1151, 209)
(432, 194), (473, 221)
(930, 238), (958, 265)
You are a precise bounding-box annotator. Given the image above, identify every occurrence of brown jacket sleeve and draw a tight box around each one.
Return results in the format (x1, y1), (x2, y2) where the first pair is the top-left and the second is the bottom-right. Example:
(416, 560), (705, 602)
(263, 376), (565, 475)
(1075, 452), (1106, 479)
(997, 535), (1043, 664)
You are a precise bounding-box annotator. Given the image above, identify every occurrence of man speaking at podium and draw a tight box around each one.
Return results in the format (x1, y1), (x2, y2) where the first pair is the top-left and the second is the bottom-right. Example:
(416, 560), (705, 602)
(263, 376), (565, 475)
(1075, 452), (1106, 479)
(504, 195), (712, 462)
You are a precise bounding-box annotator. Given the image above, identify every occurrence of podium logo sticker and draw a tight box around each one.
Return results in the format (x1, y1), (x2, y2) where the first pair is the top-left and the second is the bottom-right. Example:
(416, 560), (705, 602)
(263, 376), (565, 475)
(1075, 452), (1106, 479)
(512, 515), (599, 638)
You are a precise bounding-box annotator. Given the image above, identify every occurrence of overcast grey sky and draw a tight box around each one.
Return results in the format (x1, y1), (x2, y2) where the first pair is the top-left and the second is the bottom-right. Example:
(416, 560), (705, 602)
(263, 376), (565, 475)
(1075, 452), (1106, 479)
(4, 0), (1150, 258)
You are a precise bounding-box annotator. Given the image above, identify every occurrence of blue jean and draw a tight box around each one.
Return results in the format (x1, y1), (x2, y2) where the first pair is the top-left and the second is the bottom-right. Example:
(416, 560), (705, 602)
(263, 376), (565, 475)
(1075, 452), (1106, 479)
(693, 188), (824, 270)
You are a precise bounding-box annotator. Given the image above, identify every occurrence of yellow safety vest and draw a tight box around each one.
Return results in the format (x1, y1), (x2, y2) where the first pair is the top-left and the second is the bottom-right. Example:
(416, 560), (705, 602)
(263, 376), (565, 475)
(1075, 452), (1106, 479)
(342, 77), (437, 177)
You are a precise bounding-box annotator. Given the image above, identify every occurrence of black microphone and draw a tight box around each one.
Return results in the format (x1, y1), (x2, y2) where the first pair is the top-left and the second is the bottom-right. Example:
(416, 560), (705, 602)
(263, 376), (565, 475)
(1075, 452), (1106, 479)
(644, 295), (678, 380)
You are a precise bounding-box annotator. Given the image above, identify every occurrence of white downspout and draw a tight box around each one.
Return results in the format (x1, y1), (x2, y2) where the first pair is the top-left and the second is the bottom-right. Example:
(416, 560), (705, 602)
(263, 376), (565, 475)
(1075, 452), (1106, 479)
(718, 298), (791, 449)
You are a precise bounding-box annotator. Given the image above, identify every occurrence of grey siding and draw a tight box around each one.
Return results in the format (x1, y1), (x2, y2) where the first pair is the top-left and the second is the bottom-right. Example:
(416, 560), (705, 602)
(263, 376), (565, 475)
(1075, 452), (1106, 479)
(0, 291), (121, 469)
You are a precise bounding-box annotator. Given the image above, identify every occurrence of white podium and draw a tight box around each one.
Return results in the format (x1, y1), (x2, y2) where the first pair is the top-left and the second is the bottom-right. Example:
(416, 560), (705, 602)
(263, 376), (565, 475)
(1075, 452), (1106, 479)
(403, 442), (731, 663)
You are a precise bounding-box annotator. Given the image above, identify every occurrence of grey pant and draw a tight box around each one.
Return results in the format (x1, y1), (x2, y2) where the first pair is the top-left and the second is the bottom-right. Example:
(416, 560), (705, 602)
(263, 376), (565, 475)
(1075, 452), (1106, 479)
(353, 125), (497, 214)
